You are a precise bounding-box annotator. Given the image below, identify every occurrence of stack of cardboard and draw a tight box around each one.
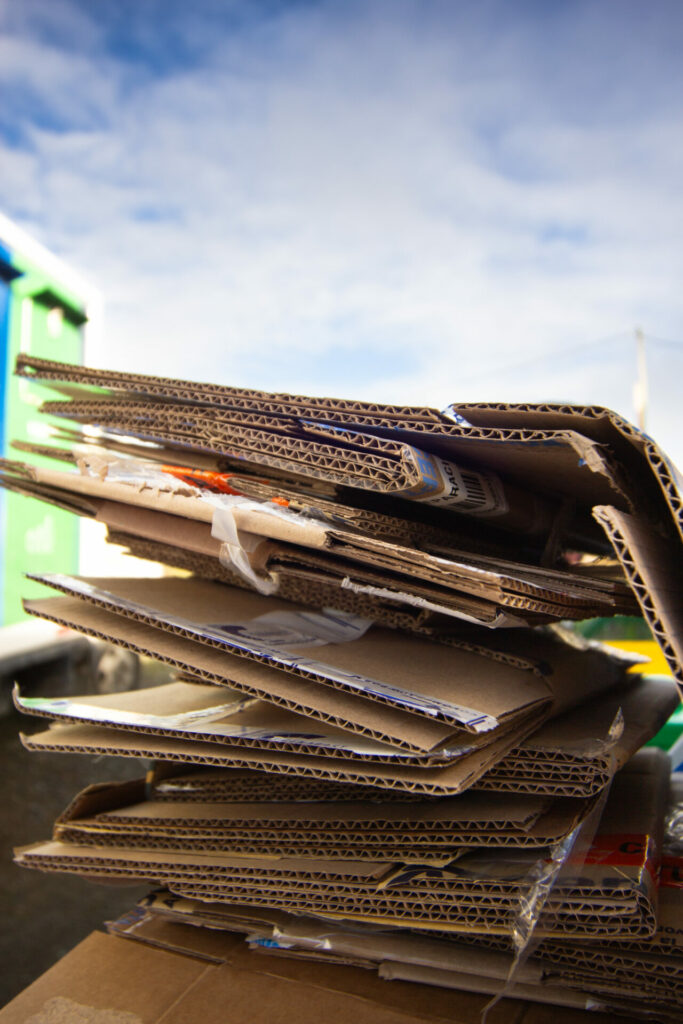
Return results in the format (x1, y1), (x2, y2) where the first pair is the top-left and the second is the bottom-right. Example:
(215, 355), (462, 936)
(3, 355), (683, 1021)
(102, 763), (681, 1017)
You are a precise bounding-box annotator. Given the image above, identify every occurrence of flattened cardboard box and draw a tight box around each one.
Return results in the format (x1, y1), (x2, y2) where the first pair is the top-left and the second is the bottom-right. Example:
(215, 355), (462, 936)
(126, 863), (683, 1006)
(109, 913), (649, 1016)
(17, 680), (500, 766)
(23, 594), (536, 762)
(0, 456), (640, 627)
(15, 750), (669, 939)
(50, 775), (593, 858)
(0, 929), (657, 1024)
(34, 392), (580, 539)
(20, 719), (543, 796)
(21, 354), (681, 548)
(21, 673), (679, 798)
(0, 455), (463, 632)
(14, 839), (657, 936)
(18, 591), (569, 797)
(0, 930), (557, 1024)
(122, 889), (682, 1009)
(22, 574), (634, 744)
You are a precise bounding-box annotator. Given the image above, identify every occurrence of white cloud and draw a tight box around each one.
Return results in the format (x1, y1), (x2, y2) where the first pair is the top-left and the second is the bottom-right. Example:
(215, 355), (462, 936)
(1, 0), (682, 458)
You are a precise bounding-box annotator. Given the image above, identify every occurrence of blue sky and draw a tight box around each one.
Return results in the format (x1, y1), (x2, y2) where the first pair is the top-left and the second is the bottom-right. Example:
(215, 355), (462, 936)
(1, 0), (683, 457)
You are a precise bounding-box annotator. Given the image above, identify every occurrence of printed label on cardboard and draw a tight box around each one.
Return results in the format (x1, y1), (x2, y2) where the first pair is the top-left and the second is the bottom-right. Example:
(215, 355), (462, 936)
(32, 575), (500, 730)
(400, 449), (509, 517)
(207, 609), (371, 650)
(660, 855), (683, 888)
(581, 833), (656, 880)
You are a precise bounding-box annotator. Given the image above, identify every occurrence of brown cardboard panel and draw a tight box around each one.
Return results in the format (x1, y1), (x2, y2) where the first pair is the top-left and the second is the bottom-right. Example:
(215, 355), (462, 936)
(150, 768), (448, 802)
(0, 932), (210, 1024)
(7, 385), (679, 679)
(15, 753), (665, 939)
(593, 504), (683, 689)
(4, 445), (621, 630)
(54, 829), (461, 865)
(145, 673), (679, 800)
(135, 891), (683, 995)
(188, 496), (633, 617)
(62, 780), (548, 828)
(452, 401), (683, 546)
(378, 961), (590, 1009)
(0, 462), (101, 517)
(17, 359), (683, 632)
(108, 909), (248, 963)
(17, 354), (629, 512)
(134, 878), (683, 995)
(0, 459), (466, 629)
(0, 925), (639, 1024)
(23, 462), (218, 522)
(17, 680), (491, 766)
(15, 354), (447, 423)
(479, 673), (679, 795)
(27, 575), (633, 731)
(12, 855), (653, 938)
(108, 531), (441, 633)
(19, 354), (683, 607)
(115, 910), (658, 1013)
(52, 776), (591, 853)
(168, 887), (654, 940)
(97, 500), (224, 558)
(43, 395), (560, 530)
(27, 577), (556, 728)
(21, 675), (676, 799)
(30, 389), (631, 541)
(20, 595), (566, 779)
(21, 715), (543, 796)
(4, 446), (486, 555)
(22, 595), (480, 755)
(223, 500), (634, 610)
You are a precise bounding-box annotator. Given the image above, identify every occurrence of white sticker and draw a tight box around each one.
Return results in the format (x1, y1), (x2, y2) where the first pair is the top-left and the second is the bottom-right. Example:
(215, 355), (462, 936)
(208, 608), (371, 649)
(400, 448), (509, 517)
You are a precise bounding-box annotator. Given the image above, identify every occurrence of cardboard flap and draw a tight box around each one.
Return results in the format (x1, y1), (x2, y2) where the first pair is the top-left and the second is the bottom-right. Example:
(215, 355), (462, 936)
(20, 711), (546, 797)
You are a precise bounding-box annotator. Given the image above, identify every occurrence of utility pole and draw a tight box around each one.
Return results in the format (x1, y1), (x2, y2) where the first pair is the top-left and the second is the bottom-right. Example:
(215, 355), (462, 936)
(633, 327), (648, 432)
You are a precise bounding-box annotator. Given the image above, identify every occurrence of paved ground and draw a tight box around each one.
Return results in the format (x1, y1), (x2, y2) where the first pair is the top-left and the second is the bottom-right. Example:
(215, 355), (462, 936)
(1, 659), (170, 1007)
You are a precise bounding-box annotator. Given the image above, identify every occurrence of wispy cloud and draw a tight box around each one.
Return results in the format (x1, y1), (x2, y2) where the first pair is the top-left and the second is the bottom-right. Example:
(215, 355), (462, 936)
(1, 0), (682, 455)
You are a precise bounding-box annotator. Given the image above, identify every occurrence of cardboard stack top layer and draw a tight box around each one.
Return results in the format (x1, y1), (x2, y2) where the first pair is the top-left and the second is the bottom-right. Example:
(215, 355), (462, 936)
(5, 355), (683, 1021)
(5, 353), (683, 677)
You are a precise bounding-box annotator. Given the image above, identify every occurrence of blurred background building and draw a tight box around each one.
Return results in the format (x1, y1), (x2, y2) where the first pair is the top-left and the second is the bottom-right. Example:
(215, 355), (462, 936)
(0, 212), (99, 625)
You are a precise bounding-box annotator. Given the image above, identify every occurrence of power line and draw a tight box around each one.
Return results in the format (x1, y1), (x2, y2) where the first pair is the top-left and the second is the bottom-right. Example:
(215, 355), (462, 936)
(458, 332), (632, 384)
(458, 330), (683, 386)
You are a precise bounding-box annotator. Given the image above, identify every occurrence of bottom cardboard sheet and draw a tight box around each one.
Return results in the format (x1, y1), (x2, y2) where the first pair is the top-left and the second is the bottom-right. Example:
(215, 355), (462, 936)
(0, 929), (644, 1024)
